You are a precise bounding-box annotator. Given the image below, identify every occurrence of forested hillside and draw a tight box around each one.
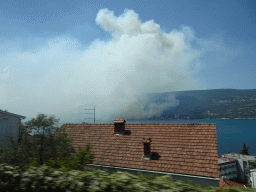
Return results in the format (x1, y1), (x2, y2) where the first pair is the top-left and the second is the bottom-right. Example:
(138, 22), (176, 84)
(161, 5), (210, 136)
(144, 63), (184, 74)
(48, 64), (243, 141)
(146, 89), (256, 120)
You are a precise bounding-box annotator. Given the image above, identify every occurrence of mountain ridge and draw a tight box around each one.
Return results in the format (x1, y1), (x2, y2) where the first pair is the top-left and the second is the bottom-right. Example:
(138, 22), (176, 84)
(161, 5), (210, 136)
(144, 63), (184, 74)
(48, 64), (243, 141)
(20, 88), (256, 127)
(145, 88), (256, 120)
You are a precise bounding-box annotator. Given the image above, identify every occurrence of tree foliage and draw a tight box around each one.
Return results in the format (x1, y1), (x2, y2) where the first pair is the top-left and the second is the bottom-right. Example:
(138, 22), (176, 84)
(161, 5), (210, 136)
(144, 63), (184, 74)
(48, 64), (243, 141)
(239, 143), (250, 155)
(0, 121), (38, 168)
(0, 113), (83, 170)
(24, 139), (95, 172)
(249, 161), (256, 170)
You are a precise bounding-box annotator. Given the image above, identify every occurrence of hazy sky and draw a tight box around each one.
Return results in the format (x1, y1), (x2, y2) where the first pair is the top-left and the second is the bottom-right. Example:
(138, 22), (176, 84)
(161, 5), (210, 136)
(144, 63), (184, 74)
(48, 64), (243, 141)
(0, 0), (255, 127)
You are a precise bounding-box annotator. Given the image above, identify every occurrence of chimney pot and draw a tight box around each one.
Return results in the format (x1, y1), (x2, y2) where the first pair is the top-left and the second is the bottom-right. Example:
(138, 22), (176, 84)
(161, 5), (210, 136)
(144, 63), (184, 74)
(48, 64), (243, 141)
(143, 137), (152, 143)
(114, 119), (125, 134)
(113, 119), (126, 124)
(143, 137), (152, 158)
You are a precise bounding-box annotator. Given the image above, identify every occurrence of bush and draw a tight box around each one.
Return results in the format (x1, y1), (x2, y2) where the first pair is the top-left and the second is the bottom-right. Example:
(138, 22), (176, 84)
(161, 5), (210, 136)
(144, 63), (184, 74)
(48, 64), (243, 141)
(24, 139), (94, 172)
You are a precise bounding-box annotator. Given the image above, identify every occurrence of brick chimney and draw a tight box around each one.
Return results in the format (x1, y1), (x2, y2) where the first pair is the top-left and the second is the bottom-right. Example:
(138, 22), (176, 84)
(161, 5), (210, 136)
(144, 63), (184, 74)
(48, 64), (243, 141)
(113, 119), (125, 135)
(142, 137), (152, 160)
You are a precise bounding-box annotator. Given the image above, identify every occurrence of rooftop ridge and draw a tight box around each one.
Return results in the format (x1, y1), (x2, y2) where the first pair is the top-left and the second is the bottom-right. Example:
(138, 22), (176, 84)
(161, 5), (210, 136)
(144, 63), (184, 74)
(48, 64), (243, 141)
(63, 123), (216, 125)
(0, 110), (26, 119)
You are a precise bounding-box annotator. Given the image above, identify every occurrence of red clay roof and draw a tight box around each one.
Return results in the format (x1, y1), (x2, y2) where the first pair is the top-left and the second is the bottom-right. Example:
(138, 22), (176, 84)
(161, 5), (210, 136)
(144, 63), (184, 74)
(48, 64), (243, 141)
(61, 123), (219, 178)
(217, 178), (245, 189)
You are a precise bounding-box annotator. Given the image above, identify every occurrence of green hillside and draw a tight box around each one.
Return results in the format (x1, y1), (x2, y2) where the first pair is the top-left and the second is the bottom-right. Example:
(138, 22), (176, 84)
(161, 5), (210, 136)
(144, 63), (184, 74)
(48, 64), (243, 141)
(146, 89), (256, 120)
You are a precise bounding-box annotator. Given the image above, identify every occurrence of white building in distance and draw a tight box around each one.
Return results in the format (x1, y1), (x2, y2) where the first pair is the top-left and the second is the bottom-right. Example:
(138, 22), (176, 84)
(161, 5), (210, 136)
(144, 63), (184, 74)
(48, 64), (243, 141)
(0, 109), (26, 147)
(221, 153), (256, 184)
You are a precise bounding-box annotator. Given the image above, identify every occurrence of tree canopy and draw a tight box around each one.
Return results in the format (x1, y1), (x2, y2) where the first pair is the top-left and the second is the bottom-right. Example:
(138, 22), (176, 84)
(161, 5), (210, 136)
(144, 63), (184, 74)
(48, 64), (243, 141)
(0, 113), (78, 168)
(239, 143), (250, 155)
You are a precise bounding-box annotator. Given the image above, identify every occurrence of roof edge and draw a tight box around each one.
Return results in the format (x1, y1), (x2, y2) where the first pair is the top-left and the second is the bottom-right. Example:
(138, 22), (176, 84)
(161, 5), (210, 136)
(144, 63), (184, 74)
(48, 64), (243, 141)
(85, 164), (220, 181)
(63, 123), (216, 125)
(0, 110), (26, 119)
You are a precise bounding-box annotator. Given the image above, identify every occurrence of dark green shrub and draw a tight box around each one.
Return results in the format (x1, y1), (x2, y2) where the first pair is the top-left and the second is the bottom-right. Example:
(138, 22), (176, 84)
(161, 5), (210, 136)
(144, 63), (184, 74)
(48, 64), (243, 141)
(24, 139), (94, 172)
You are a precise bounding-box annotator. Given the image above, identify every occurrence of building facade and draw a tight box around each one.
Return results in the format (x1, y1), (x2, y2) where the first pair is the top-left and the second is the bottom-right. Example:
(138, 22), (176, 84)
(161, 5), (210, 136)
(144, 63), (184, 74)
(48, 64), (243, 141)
(221, 153), (256, 184)
(218, 157), (237, 180)
(250, 169), (256, 189)
(0, 110), (26, 147)
(237, 159), (250, 184)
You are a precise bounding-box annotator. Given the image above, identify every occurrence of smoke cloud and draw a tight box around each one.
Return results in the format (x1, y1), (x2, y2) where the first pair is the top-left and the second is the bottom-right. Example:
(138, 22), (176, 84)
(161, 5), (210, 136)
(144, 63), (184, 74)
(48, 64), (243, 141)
(0, 9), (230, 125)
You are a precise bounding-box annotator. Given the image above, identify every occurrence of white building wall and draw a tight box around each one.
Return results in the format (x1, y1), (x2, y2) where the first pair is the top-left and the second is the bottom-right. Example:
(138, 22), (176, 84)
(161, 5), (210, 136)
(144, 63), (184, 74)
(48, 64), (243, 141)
(236, 159), (250, 184)
(250, 169), (256, 189)
(0, 113), (22, 147)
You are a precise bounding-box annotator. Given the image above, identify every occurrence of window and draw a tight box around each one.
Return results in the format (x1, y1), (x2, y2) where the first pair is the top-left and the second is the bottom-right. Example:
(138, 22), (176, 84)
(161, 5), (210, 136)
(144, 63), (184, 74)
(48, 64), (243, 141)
(243, 161), (248, 168)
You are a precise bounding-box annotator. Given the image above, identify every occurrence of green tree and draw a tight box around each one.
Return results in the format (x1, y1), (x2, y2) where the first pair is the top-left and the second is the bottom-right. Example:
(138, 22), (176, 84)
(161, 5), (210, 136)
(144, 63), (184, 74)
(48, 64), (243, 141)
(0, 113), (78, 169)
(239, 143), (250, 155)
(249, 162), (256, 169)
(0, 120), (38, 167)
(26, 139), (95, 172)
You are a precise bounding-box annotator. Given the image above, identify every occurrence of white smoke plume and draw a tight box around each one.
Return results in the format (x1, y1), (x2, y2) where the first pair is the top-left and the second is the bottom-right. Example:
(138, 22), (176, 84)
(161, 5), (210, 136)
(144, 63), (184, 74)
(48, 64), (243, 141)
(0, 8), (232, 125)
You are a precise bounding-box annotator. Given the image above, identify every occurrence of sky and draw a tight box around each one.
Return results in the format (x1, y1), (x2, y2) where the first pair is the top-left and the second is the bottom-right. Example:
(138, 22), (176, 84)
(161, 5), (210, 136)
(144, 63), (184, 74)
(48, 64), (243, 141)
(0, 0), (255, 129)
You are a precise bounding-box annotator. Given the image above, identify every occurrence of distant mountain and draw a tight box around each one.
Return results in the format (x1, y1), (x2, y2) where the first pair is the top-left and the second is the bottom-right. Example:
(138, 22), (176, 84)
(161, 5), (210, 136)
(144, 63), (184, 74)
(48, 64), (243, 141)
(145, 89), (256, 120)
(22, 89), (256, 129)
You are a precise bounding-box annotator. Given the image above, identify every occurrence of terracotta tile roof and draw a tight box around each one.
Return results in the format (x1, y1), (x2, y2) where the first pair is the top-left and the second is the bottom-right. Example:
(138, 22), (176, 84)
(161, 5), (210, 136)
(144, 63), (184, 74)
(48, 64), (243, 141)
(60, 122), (219, 178)
(217, 178), (245, 189)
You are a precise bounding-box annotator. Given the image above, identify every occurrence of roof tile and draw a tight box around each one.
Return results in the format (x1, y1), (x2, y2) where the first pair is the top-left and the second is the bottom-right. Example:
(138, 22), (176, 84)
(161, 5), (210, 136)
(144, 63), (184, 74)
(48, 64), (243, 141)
(42, 123), (219, 178)
(217, 178), (245, 189)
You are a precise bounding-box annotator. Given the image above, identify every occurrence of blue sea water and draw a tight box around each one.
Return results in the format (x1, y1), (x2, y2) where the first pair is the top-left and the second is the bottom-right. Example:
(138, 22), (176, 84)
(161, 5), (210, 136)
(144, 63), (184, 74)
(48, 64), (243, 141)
(124, 119), (256, 157)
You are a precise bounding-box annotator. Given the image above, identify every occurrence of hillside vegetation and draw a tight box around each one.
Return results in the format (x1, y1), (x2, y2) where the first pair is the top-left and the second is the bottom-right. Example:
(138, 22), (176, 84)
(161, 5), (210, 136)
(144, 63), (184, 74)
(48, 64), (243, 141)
(146, 89), (256, 120)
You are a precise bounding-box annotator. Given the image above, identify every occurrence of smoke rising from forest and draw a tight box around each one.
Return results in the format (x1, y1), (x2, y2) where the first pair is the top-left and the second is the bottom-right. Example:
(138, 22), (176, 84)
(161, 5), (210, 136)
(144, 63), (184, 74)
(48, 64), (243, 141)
(0, 8), (234, 125)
